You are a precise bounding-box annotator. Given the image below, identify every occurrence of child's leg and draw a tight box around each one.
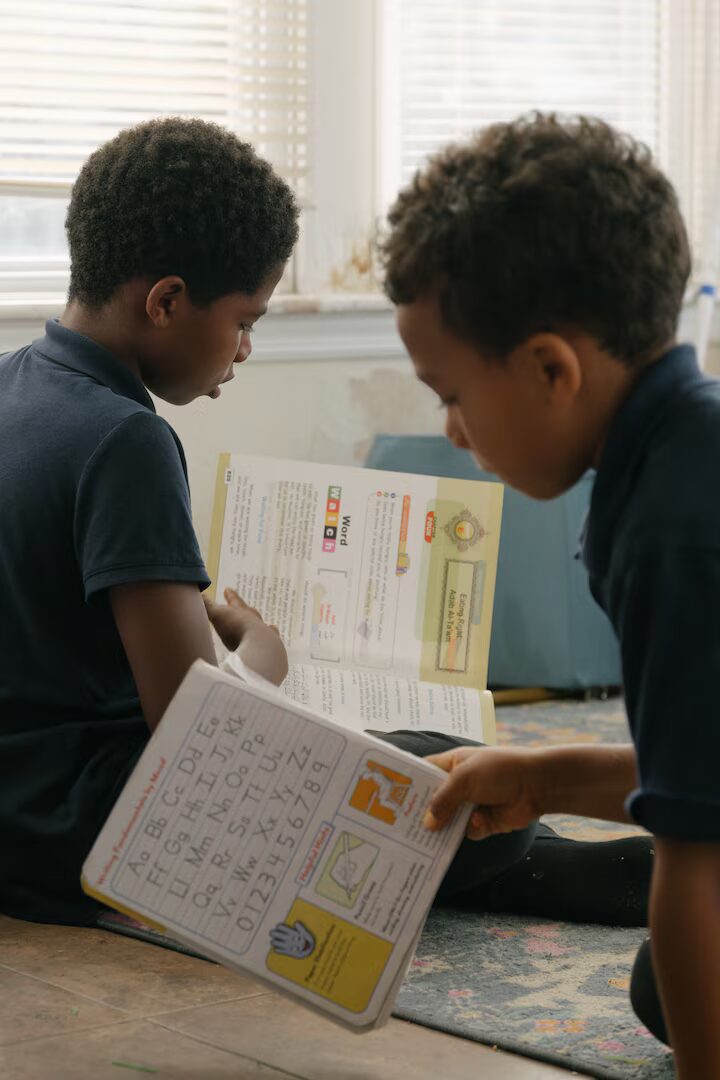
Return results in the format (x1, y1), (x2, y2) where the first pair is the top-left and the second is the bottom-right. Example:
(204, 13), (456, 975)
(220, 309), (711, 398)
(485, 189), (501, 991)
(1, 721), (146, 926)
(630, 938), (669, 1044)
(376, 730), (653, 926)
(461, 822), (653, 927)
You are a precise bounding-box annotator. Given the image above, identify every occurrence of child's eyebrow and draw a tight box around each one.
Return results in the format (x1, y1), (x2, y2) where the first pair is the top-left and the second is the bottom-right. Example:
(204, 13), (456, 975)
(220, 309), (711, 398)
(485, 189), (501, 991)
(242, 306), (268, 322)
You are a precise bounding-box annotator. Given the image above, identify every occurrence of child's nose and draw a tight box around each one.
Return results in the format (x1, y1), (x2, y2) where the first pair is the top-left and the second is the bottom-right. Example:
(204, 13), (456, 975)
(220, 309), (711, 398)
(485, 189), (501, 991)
(445, 410), (470, 450)
(236, 333), (253, 364)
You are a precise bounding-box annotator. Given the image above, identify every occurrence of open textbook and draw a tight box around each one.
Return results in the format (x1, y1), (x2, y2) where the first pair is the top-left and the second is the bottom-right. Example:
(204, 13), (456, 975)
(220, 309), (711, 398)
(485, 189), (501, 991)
(82, 661), (472, 1030)
(208, 454), (504, 744)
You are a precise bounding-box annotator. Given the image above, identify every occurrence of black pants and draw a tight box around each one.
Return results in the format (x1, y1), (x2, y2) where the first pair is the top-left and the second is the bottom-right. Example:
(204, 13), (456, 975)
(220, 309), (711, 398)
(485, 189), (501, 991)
(377, 730), (537, 904)
(630, 938), (669, 1045)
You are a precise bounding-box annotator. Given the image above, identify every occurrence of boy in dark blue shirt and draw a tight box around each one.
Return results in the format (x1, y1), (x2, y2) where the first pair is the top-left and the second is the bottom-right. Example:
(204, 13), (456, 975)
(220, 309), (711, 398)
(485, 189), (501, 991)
(383, 114), (720, 1077)
(0, 118), (296, 925)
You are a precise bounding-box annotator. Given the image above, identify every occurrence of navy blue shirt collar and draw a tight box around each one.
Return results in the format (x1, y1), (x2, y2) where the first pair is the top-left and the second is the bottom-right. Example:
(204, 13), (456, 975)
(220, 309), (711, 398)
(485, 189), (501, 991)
(34, 319), (155, 413)
(584, 343), (703, 570)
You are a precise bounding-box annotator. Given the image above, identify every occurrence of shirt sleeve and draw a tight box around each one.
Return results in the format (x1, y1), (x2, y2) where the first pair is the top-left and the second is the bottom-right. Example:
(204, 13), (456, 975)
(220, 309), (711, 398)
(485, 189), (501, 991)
(74, 411), (210, 601)
(617, 544), (720, 841)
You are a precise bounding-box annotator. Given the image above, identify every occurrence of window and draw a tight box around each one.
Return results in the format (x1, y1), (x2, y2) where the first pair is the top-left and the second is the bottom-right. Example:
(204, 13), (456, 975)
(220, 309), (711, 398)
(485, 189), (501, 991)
(0, 0), (310, 297)
(382, 0), (663, 189)
(1, 0), (719, 309)
(379, 0), (720, 280)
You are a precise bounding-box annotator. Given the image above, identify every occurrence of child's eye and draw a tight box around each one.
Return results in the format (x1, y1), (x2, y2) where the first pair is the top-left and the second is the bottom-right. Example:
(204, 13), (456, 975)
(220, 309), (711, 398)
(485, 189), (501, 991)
(239, 323), (254, 334)
(438, 395), (458, 409)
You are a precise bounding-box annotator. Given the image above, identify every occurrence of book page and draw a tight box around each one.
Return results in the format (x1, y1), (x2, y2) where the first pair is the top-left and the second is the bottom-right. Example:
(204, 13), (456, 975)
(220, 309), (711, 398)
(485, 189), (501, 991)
(279, 661), (496, 743)
(207, 453), (503, 692)
(82, 662), (470, 1030)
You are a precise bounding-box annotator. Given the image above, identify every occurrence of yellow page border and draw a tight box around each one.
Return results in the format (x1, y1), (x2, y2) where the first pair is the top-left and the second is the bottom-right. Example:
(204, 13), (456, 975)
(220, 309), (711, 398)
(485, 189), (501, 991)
(205, 452), (231, 602)
(81, 876), (168, 934)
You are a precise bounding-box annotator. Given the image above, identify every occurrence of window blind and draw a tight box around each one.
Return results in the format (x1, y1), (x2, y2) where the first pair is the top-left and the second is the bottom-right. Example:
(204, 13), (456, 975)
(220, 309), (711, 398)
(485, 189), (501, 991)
(388, 0), (665, 190)
(0, 0), (310, 195)
(681, 0), (720, 275)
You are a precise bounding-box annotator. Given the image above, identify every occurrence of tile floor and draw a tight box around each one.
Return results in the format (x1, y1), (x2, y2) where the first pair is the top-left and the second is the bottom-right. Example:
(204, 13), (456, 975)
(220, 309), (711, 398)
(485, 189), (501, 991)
(0, 915), (588, 1079)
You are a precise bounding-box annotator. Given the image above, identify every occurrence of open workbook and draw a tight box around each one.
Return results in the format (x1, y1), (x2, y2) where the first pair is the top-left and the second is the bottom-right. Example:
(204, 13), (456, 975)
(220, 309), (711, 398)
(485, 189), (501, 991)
(83, 661), (472, 1030)
(207, 454), (504, 744)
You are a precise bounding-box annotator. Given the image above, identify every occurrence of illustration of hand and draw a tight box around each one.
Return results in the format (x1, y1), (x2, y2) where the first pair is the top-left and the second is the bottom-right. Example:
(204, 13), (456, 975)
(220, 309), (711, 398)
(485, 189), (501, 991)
(269, 920), (315, 959)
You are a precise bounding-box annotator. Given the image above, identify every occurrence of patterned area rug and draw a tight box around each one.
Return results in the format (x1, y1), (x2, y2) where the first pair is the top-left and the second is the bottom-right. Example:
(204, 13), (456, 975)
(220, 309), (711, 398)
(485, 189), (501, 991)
(99, 697), (671, 1079)
(395, 910), (673, 1080)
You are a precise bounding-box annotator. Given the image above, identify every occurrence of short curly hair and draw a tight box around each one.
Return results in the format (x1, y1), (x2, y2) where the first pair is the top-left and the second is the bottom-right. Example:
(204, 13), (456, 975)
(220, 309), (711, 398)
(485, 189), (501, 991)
(382, 113), (691, 367)
(66, 117), (300, 306)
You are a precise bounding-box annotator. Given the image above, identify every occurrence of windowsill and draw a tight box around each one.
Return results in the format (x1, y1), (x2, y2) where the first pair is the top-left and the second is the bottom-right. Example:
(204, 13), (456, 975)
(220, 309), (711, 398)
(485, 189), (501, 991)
(269, 292), (392, 314)
(0, 291), (392, 321)
(0, 291), (404, 363)
(0, 294), (70, 320)
(1, 291), (717, 367)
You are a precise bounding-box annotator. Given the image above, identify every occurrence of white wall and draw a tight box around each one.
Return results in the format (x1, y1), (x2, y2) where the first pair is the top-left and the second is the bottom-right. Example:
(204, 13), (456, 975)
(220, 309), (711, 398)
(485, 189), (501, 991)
(707, 342), (720, 374)
(0, 307), (444, 559)
(158, 350), (443, 557)
(1, 304), (718, 562)
(175, 332), (720, 557)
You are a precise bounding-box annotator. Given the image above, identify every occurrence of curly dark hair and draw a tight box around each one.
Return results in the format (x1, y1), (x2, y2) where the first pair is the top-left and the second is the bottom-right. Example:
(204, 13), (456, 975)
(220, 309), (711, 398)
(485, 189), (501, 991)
(382, 113), (691, 367)
(66, 117), (300, 306)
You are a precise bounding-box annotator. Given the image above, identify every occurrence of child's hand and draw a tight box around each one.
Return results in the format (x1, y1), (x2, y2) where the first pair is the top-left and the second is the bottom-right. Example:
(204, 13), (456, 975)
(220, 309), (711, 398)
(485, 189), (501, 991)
(205, 587), (288, 686)
(424, 745), (541, 840)
(204, 587), (277, 649)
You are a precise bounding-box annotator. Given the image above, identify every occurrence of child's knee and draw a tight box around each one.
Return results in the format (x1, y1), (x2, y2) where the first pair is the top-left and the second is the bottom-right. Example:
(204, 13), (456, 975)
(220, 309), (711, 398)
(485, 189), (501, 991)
(372, 729), (485, 758)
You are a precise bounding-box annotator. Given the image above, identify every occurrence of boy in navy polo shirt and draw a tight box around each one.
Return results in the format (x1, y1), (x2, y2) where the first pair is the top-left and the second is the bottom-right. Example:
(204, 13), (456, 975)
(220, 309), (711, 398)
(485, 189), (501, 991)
(384, 113), (720, 1076)
(0, 118), (296, 926)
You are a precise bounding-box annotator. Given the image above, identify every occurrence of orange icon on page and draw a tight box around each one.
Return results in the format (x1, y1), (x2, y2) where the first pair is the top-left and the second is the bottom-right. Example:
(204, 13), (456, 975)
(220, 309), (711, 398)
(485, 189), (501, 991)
(349, 761), (412, 824)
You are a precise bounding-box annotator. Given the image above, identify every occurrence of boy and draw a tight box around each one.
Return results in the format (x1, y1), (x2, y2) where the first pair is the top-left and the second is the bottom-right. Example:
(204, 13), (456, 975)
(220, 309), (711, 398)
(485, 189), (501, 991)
(0, 118), (296, 926)
(382, 113), (720, 1077)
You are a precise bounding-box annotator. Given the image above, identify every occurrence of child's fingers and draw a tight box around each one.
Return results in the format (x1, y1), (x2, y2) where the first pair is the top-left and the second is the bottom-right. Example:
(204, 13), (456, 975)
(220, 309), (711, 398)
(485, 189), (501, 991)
(423, 759), (479, 831)
(223, 586), (243, 607)
(223, 588), (262, 620)
(426, 791), (514, 841)
(466, 808), (514, 841)
(467, 809), (493, 841)
(426, 746), (483, 774)
(203, 595), (224, 626)
(205, 602), (238, 639)
(423, 747), (490, 830)
(425, 749), (457, 774)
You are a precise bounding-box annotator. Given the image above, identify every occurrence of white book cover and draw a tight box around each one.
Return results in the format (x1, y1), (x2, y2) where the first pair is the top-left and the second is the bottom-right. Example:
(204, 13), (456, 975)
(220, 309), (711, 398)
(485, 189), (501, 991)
(83, 661), (472, 1031)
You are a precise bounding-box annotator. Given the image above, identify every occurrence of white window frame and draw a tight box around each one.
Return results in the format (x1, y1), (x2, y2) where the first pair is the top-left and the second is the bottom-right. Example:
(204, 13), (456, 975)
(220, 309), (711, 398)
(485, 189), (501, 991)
(377, 1), (694, 244)
(0, 0), (316, 313)
(1, 0), (718, 359)
(373, 0), (720, 352)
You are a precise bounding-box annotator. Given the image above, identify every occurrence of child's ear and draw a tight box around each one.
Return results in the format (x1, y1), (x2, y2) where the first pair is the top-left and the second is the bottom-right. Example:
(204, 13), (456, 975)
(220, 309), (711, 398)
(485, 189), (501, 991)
(522, 332), (582, 404)
(145, 277), (188, 328)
